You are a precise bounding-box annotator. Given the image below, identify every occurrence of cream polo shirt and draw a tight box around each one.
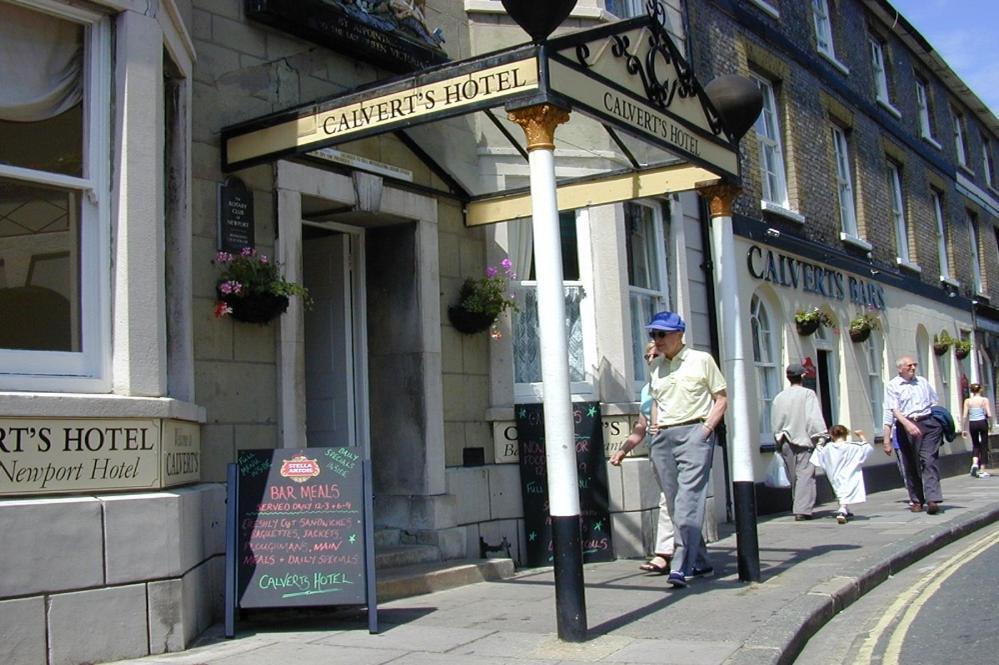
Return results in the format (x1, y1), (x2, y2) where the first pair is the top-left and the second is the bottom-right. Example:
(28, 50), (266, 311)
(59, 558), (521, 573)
(649, 346), (727, 426)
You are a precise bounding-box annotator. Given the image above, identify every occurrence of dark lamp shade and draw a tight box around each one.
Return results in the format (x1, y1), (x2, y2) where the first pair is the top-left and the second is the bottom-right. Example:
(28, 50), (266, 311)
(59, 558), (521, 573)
(703, 75), (764, 141)
(500, 0), (577, 42)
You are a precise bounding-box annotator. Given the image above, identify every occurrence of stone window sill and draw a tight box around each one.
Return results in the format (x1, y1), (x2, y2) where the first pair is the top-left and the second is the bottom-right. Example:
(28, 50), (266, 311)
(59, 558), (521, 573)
(761, 200), (806, 224)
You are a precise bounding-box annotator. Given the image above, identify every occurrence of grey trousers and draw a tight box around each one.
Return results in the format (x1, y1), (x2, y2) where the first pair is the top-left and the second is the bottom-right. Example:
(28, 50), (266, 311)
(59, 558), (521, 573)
(649, 424), (714, 576)
(780, 442), (816, 516)
(896, 417), (944, 504)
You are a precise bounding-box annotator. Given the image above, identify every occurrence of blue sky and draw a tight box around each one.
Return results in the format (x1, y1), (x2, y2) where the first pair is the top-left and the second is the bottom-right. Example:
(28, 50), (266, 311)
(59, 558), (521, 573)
(890, 0), (999, 115)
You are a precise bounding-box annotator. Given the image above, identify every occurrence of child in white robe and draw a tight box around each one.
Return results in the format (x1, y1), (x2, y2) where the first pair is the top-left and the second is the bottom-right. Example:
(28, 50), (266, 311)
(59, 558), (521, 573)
(810, 425), (872, 524)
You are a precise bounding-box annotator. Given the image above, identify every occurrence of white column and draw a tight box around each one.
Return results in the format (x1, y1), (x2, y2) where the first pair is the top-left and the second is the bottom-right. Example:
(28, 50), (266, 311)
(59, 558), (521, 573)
(277, 187), (306, 449)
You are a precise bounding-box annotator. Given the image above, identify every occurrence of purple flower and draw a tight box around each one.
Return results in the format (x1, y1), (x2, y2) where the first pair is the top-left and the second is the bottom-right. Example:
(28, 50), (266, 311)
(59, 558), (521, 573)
(219, 280), (243, 295)
(259, 255), (269, 264)
(485, 266), (498, 278)
(240, 247), (256, 257)
(215, 251), (232, 263)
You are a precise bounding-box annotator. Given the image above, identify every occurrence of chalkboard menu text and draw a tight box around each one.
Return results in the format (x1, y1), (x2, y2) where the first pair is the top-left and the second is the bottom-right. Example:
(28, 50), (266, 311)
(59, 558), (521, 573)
(218, 176), (254, 253)
(225, 447), (376, 636)
(516, 402), (614, 567)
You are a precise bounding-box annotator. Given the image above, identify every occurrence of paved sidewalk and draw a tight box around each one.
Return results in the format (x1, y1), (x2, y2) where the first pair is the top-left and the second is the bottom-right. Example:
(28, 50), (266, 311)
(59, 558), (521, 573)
(110, 474), (999, 665)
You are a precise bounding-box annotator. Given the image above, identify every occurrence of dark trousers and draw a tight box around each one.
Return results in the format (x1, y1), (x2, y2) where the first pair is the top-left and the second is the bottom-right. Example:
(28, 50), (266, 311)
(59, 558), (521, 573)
(895, 417), (944, 504)
(969, 420), (989, 466)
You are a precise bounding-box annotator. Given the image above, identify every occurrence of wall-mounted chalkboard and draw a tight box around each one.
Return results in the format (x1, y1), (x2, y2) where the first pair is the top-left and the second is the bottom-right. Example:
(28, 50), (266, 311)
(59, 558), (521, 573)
(516, 402), (614, 567)
(225, 447), (377, 636)
(218, 176), (254, 253)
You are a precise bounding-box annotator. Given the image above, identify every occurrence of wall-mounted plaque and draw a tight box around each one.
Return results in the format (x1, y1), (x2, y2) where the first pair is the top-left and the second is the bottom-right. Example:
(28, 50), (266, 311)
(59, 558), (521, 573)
(246, 0), (448, 74)
(218, 177), (254, 253)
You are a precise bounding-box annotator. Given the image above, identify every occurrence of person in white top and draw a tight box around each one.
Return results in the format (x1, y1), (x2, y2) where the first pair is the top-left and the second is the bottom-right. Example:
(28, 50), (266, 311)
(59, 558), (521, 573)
(810, 425), (872, 524)
(961, 383), (994, 477)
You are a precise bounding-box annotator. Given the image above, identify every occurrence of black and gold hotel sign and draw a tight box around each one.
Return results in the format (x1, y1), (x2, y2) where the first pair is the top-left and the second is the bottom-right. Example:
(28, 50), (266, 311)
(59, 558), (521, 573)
(223, 13), (743, 225)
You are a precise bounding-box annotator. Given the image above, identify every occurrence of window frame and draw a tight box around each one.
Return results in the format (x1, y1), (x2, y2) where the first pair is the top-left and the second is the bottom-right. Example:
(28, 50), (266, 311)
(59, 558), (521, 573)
(982, 134), (995, 190)
(831, 125), (858, 238)
(752, 74), (791, 210)
(915, 77), (938, 144)
(968, 210), (984, 295)
(750, 293), (780, 443)
(0, 1), (112, 392)
(887, 161), (910, 265)
(953, 108), (969, 168)
(812, 0), (836, 59)
(932, 189), (951, 281)
(625, 199), (672, 393)
(865, 333), (883, 433)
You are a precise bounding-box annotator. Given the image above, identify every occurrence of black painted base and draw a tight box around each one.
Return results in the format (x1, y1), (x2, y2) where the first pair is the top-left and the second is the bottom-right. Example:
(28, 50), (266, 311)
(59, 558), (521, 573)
(733, 481), (761, 582)
(551, 515), (587, 642)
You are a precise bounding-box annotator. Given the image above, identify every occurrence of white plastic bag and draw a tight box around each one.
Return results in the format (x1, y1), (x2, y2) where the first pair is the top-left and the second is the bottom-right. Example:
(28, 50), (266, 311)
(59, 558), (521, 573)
(764, 453), (791, 489)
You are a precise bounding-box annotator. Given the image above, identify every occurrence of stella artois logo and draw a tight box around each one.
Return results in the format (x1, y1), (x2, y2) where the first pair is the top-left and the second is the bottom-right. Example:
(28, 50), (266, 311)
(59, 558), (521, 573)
(280, 455), (321, 483)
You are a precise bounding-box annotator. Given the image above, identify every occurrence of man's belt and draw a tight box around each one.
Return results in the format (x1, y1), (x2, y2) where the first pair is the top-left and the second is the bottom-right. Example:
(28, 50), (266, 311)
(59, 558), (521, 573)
(659, 418), (706, 430)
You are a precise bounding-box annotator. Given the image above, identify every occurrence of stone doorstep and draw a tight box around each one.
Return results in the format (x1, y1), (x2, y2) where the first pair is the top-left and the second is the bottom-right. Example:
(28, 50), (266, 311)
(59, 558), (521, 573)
(375, 543), (443, 569)
(375, 557), (516, 602)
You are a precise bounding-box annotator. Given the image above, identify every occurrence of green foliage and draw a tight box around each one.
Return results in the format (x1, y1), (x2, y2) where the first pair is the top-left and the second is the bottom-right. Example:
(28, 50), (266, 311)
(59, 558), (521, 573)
(458, 261), (519, 320)
(933, 330), (954, 348)
(794, 307), (833, 327)
(953, 338), (972, 354)
(849, 312), (881, 333)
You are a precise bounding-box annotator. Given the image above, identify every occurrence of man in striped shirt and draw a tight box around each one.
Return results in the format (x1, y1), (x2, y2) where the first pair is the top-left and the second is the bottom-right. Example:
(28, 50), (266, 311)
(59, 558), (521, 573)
(882, 356), (943, 514)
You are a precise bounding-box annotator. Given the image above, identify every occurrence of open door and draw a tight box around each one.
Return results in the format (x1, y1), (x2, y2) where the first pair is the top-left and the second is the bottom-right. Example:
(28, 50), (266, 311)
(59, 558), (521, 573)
(303, 231), (355, 447)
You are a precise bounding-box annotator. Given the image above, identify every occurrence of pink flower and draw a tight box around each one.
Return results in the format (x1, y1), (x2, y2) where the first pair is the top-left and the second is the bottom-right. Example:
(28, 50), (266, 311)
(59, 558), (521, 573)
(485, 266), (498, 278)
(214, 302), (233, 318)
(240, 247), (256, 257)
(219, 280), (243, 295)
(215, 251), (233, 263)
(259, 255), (269, 264)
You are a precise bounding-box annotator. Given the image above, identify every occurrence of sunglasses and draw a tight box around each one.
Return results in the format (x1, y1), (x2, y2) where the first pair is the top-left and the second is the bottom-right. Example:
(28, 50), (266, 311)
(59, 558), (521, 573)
(648, 330), (671, 340)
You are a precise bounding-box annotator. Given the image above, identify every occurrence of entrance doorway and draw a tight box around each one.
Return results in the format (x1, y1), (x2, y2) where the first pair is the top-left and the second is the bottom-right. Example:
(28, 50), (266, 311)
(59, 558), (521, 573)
(302, 224), (365, 448)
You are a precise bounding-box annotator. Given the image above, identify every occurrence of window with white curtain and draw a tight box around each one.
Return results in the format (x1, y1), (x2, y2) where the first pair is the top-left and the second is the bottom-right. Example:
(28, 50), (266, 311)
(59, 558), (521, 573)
(968, 210), (984, 293)
(887, 162), (909, 264)
(752, 75), (789, 209)
(0, 1), (110, 387)
(625, 201), (671, 391)
(865, 334), (883, 433)
(831, 126), (857, 237)
(869, 37), (892, 105)
(953, 108), (969, 167)
(812, 0), (836, 59)
(932, 190), (951, 280)
(509, 210), (593, 399)
(751, 294), (779, 441)
(916, 78), (935, 140)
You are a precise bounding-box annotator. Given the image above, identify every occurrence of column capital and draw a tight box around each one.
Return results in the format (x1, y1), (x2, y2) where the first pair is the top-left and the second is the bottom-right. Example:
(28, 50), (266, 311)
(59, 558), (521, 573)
(697, 184), (742, 218)
(508, 104), (570, 151)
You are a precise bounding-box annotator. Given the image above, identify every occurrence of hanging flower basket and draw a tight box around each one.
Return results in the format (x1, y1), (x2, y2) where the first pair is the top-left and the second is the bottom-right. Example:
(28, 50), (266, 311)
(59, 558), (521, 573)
(955, 347), (970, 360)
(449, 261), (519, 335)
(794, 307), (832, 336)
(933, 332), (953, 356)
(954, 340), (972, 360)
(848, 327), (871, 343)
(222, 291), (290, 324)
(932, 343), (950, 356)
(447, 305), (496, 334)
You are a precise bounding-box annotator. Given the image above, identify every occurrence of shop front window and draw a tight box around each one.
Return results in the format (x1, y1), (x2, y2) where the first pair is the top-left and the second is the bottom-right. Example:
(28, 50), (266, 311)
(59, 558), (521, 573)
(866, 334), (883, 433)
(0, 1), (109, 388)
(510, 211), (593, 399)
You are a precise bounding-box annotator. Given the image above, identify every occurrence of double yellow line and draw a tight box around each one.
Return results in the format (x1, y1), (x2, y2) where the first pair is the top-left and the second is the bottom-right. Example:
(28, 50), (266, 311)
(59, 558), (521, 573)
(856, 525), (999, 664)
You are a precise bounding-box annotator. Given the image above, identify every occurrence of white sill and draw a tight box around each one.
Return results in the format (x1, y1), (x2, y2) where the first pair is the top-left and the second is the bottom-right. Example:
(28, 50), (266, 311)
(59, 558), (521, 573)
(464, 1), (607, 19)
(958, 164), (976, 178)
(0, 393), (207, 422)
(818, 50), (851, 76)
(877, 98), (902, 119)
(975, 290), (989, 300)
(840, 233), (872, 251)
(760, 200), (806, 224)
(940, 276), (960, 288)
(896, 258), (922, 273)
(921, 134), (943, 150)
(749, 0), (780, 19)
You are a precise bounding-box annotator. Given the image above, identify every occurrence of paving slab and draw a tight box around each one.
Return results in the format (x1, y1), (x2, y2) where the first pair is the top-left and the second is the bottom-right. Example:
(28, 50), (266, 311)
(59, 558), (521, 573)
(104, 474), (999, 665)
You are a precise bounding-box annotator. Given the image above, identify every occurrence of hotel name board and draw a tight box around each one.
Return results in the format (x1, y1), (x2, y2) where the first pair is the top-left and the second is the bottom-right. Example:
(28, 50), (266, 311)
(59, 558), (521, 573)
(0, 418), (201, 496)
(747, 245), (886, 310)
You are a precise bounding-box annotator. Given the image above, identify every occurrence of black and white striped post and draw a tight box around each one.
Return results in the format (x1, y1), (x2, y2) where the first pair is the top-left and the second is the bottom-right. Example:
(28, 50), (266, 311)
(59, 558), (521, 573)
(701, 76), (764, 582)
(501, 0), (586, 641)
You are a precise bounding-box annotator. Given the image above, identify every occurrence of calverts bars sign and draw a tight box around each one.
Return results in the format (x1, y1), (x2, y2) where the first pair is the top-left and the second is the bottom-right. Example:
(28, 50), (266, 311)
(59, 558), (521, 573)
(245, 0), (448, 74)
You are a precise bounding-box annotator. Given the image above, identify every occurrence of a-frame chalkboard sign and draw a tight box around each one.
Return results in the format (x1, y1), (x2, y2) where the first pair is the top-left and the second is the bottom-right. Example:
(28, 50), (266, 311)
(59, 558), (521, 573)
(224, 447), (377, 636)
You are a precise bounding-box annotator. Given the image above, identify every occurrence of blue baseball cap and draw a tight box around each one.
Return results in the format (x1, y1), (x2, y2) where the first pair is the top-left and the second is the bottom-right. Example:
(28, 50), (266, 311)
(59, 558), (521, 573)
(646, 311), (686, 332)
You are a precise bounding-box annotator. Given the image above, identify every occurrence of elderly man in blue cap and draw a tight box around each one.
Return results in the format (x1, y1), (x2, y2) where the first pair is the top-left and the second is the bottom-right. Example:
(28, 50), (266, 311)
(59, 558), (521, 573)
(646, 311), (728, 588)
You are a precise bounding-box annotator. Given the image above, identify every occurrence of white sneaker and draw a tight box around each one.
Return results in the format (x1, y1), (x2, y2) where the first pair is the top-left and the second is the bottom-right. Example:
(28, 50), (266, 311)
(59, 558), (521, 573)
(979, 471), (991, 478)
(836, 510), (848, 524)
